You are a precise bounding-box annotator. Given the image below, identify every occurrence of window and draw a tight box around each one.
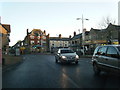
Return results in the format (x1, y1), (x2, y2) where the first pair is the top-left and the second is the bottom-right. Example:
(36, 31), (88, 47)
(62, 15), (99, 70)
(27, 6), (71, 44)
(97, 46), (107, 55)
(117, 47), (120, 52)
(31, 41), (34, 44)
(65, 44), (67, 47)
(106, 47), (118, 58)
(37, 41), (40, 44)
(61, 50), (74, 54)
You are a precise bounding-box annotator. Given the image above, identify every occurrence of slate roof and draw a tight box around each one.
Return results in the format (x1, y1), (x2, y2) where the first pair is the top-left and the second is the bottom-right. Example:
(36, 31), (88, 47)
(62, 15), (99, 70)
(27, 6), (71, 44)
(49, 37), (69, 41)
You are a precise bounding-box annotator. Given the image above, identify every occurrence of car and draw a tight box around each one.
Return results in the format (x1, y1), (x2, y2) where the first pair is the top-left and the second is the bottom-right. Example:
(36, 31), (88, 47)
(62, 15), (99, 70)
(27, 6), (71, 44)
(55, 48), (79, 64)
(92, 45), (120, 75)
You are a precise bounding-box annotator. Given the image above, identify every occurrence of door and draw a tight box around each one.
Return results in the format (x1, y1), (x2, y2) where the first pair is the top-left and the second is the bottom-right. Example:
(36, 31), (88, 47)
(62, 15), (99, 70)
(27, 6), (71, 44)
(106, 46), (119, 72)
(96, 46), (108, 66)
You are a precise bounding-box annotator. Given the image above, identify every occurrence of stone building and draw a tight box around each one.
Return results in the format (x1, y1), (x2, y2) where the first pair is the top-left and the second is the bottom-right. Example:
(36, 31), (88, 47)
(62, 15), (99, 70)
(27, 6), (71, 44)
(87, 23), (120, 54)
(48, 34), (69, 53)
(69, 23), (120, 55)
(105, 23), (120, 44)
(69, 31), (82, 55)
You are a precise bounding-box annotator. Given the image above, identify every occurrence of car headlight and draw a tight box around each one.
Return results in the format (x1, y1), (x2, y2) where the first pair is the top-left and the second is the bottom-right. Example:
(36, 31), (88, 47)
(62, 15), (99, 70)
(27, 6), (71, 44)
(61, 56), (66, 59)
(76, 55), (79, 59)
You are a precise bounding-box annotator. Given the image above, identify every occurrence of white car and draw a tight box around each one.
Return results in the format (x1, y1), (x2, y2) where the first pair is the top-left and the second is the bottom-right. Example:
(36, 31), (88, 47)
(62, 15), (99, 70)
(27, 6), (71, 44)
(55, 48), (79, 64)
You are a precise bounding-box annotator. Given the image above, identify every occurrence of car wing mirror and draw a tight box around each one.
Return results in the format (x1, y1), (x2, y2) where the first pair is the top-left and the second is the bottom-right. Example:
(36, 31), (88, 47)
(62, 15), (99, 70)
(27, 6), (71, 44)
(57, 53), (60, 55)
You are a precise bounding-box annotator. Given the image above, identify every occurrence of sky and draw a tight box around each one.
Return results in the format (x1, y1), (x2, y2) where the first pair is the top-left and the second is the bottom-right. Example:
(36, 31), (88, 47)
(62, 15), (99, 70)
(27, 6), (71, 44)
(0, 0), (119, 46)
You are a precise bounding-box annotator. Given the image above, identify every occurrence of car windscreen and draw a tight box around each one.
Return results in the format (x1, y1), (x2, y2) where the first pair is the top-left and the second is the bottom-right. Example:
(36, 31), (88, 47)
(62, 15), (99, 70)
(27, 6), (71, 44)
(61, 50), (74, 54)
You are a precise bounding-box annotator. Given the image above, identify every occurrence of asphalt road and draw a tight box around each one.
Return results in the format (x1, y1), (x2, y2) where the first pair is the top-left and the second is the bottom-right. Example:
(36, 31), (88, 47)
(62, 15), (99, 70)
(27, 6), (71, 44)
(2, 54), (120, 88)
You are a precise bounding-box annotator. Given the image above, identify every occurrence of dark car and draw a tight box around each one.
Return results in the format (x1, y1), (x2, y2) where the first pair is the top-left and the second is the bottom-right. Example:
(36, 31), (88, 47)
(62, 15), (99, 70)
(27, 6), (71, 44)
(55, 48), (79, 64)
(92, 45), (120, 75)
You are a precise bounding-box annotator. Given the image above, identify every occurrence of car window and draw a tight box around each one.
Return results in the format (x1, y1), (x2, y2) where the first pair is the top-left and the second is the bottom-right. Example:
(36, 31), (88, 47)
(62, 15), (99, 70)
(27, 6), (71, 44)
(97, 46), (107, 55)
(61, 50), (74, 54)
(117, 47), (120, 52)
(93, 47), (101, 55)
(106, 47), (119, 58)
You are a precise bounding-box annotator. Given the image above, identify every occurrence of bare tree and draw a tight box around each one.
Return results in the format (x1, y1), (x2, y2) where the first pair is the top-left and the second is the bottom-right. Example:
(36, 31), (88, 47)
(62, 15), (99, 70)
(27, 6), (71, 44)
(98, 16), (116, 29)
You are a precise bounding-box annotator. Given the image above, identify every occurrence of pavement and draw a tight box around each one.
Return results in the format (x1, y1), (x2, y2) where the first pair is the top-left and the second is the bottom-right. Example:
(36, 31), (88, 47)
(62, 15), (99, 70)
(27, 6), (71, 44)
(2, 54), (23, 71)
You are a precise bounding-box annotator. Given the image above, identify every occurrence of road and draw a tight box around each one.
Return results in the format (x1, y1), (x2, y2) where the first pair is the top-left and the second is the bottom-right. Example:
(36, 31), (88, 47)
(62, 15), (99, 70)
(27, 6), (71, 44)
(2, 54), (120, 88)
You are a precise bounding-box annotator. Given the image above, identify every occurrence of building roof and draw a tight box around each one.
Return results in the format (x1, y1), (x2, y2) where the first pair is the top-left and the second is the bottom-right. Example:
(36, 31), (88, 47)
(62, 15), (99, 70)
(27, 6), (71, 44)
(85, 31), (90, 35)
(71, 34), (82, 40)
(49, 37), (69, 41)
(108, 23), (120, 30)
(0, 24), (11, 33)
(90, 28), (101, 32)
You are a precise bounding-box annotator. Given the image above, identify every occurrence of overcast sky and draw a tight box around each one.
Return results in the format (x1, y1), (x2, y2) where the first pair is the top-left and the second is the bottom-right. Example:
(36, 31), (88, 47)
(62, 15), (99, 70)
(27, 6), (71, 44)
(0, 0), (119, 46)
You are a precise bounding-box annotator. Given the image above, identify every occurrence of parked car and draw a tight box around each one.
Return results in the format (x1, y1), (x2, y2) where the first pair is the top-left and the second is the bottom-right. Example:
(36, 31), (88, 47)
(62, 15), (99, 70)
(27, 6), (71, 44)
(92, 45), (120, 75)
(55, 48), (79, 64)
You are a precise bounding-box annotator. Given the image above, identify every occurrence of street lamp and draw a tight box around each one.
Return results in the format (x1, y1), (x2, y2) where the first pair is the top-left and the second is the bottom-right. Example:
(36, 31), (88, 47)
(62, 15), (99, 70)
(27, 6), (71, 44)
(76, 15), (89, 55)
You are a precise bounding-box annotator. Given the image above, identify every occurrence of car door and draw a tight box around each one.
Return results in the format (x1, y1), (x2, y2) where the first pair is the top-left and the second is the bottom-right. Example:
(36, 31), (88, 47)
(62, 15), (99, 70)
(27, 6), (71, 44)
(97, 46), (108, 66)
(105, 46), (120, 72)
(117, 47), (120, 72)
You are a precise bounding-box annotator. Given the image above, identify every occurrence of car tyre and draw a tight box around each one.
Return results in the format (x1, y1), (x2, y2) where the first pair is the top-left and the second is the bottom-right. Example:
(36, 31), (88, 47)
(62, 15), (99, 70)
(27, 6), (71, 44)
(75, 61), (78, 64)
(55, 58), (58, 63)
(93, 63), (101, 75)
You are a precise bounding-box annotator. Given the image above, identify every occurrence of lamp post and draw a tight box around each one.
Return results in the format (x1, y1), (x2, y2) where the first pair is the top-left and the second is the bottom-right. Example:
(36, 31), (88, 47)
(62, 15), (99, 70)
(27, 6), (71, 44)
(76, 15), (89, 55)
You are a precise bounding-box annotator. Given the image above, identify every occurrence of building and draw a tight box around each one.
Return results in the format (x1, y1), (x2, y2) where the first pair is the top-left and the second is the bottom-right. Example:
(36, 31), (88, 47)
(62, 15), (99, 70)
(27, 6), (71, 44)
(69, 31), (82, 55)
(87, 23), (120, 54)
(48, 34), (69, 53)
(69, 23), (120, 55)
(106, 23), (120, 44)
(69, 31), (91, 55)
(0, 23), (11, 54)
(23, 29), (47, 53)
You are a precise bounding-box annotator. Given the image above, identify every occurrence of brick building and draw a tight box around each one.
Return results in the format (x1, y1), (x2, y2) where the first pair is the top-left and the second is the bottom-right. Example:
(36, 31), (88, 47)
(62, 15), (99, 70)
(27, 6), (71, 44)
(23, 29), (48, 53)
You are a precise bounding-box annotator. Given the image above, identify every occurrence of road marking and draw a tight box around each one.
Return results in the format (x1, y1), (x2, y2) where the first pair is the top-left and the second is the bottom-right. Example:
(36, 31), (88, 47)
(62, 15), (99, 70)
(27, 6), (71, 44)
(61, 73), (81, 88)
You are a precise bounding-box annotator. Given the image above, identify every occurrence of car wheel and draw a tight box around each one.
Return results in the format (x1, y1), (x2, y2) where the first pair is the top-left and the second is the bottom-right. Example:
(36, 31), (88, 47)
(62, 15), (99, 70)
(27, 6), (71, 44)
(75, 61), (78, 64)
(93, 63), (101, 75)
(55, 58), (58, 63)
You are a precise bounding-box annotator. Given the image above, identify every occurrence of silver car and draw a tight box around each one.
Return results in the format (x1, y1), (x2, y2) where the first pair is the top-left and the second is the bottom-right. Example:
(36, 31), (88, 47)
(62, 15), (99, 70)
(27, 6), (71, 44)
(55, 48), (79, 64)
(92, 45), (120, 75)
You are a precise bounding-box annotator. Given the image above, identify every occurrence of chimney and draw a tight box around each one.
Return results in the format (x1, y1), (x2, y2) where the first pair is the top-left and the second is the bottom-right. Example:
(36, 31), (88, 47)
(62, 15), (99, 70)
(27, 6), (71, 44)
(27, 29), (29, 35)
(47, 34), (50, 38)
(69, 35), (71, 38)
(59, 34), (61, 38)
(44, 30), (46, 34)
(74, 31), (76, 36)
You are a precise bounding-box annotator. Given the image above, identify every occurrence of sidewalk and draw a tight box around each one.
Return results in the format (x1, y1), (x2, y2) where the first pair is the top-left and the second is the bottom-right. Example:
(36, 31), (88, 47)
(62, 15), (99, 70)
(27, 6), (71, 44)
(2, 54), (23, 70)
